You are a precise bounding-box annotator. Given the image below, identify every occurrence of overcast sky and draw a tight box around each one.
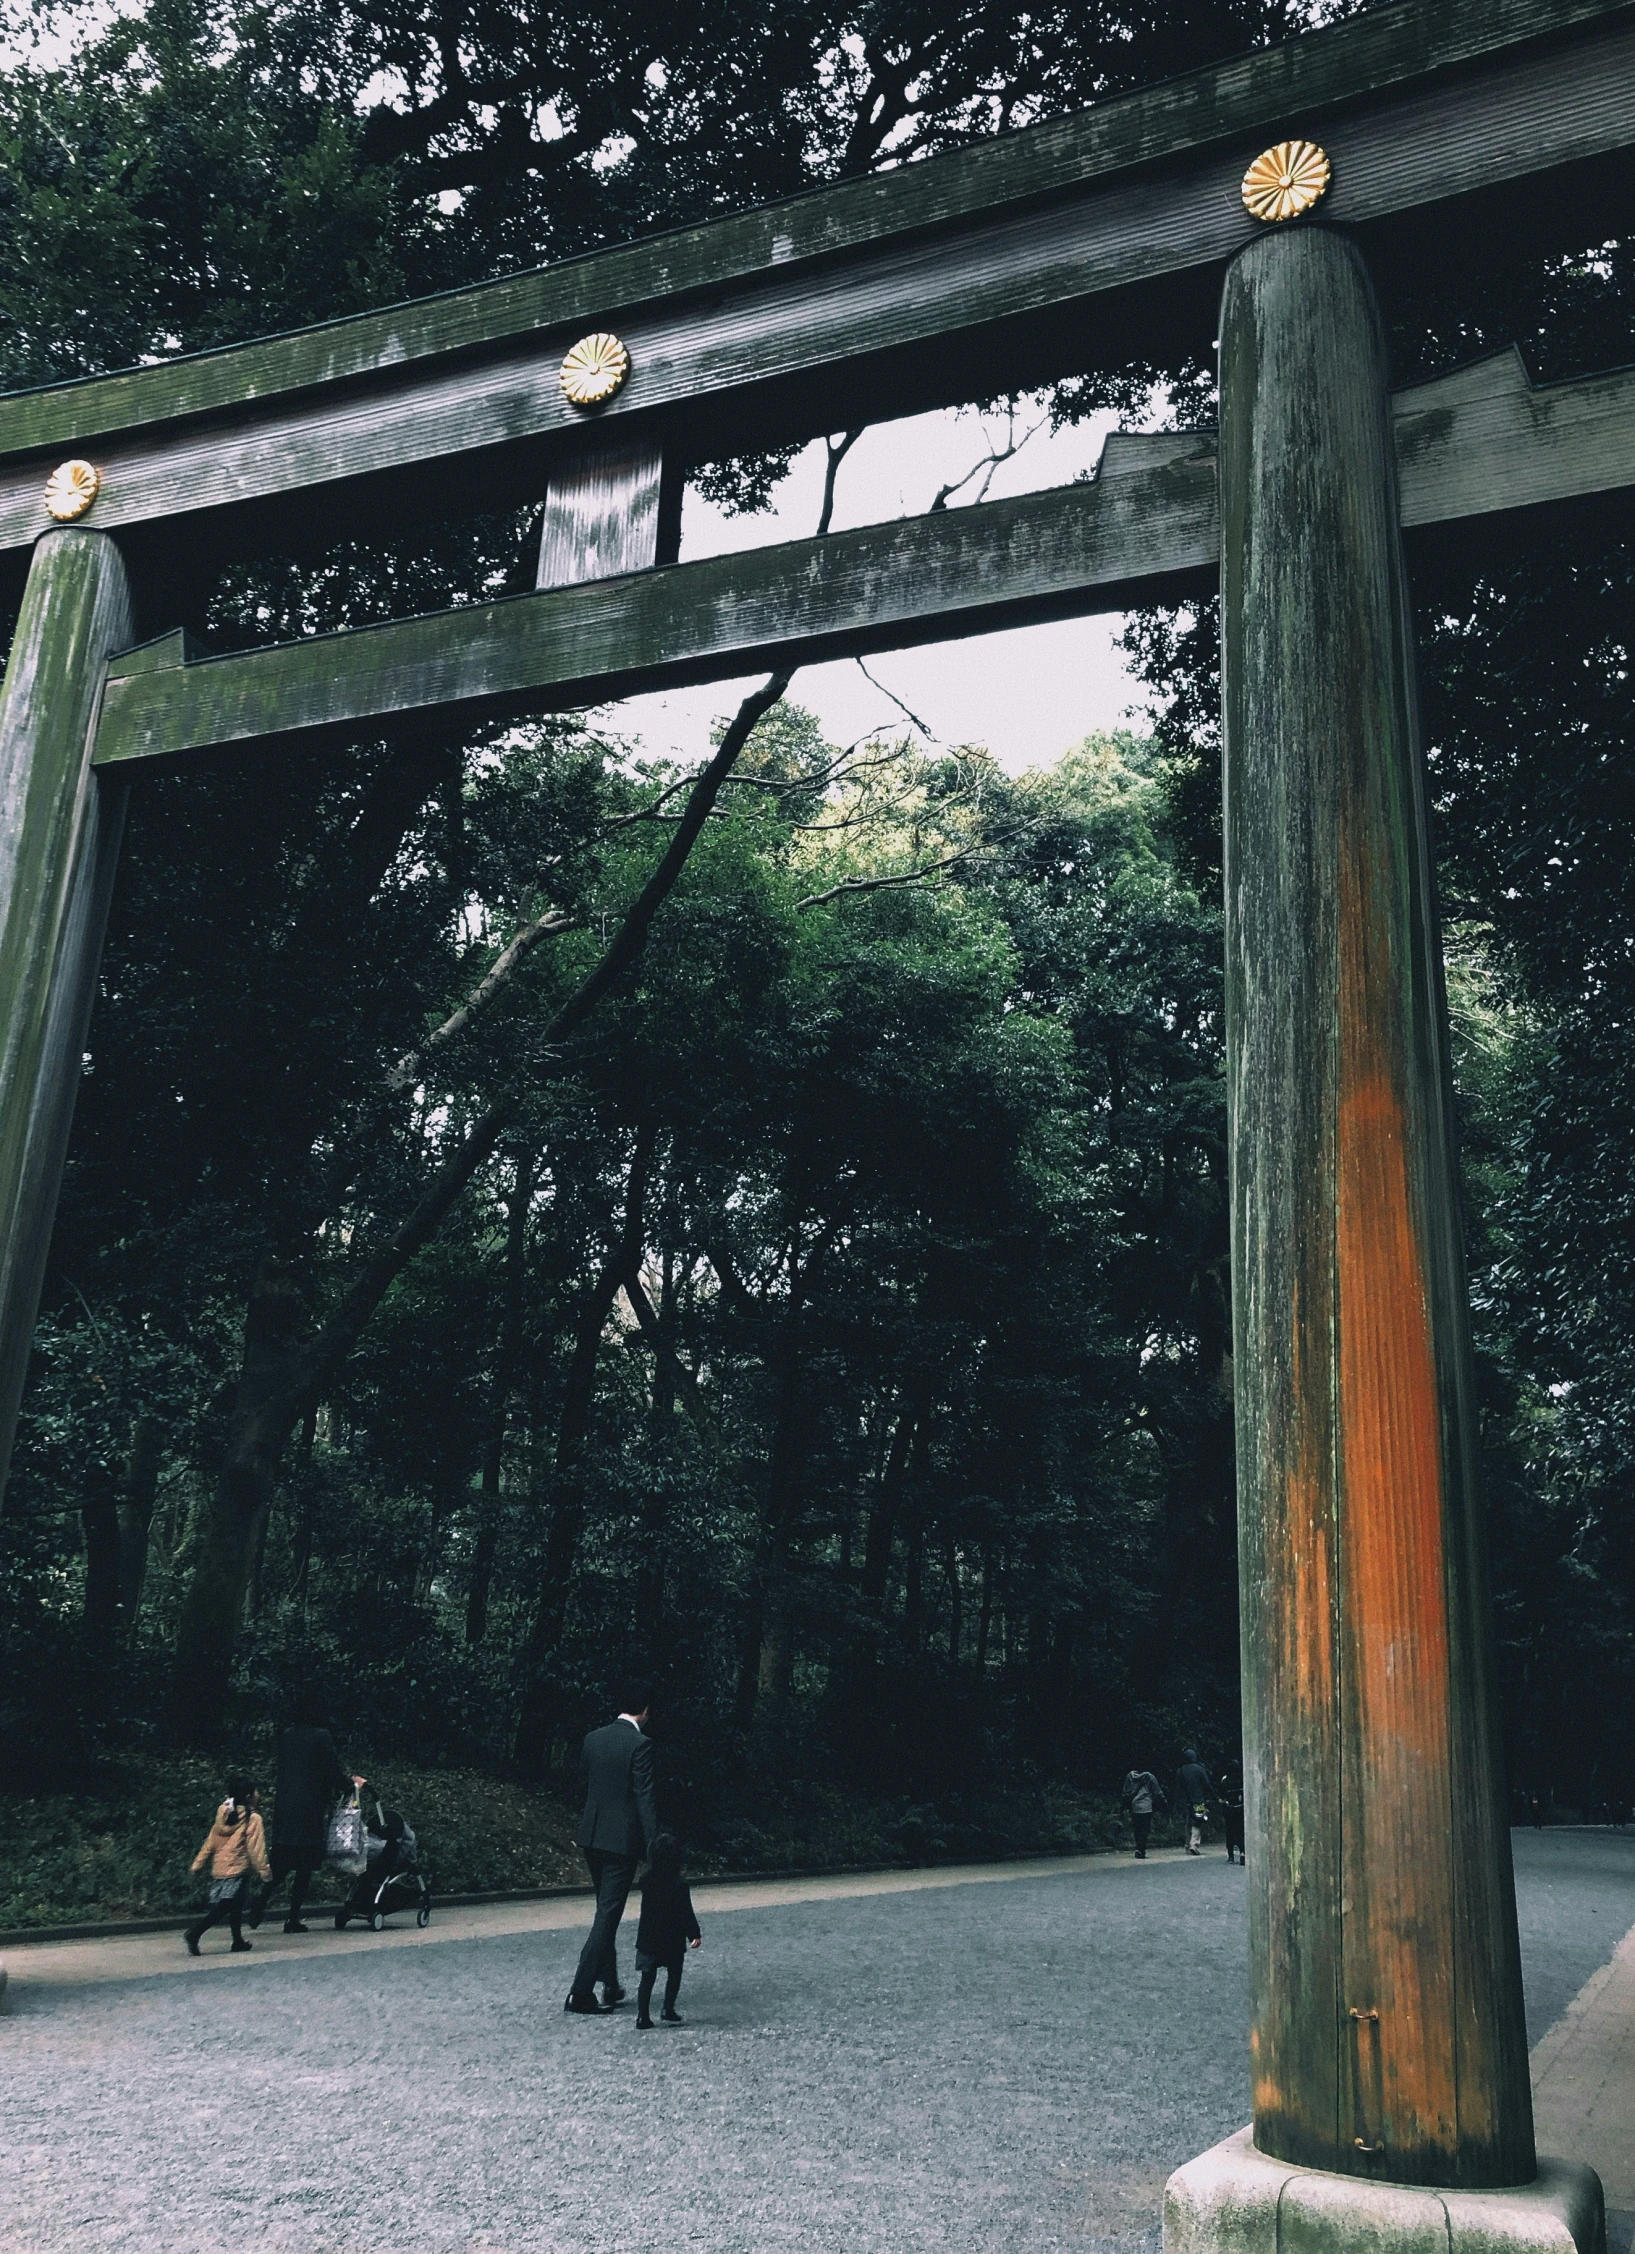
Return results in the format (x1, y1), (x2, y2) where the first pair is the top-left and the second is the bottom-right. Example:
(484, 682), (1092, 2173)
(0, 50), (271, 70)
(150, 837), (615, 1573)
(607, 403), (1150, 778)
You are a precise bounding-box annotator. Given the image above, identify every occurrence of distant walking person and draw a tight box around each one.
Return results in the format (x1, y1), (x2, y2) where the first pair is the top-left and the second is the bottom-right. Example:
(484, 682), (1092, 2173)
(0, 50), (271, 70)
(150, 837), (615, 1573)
(634, 1832), (702, 2028)
(1120, 1767), (1167, 1859)
(1176, 1748), (1214, 1857)
(185, 1776), (270, 1954)
(565, 1679), (659, 2016)
(254, 1688), (359, 1934)
(1220, 1760), (1245, 1864)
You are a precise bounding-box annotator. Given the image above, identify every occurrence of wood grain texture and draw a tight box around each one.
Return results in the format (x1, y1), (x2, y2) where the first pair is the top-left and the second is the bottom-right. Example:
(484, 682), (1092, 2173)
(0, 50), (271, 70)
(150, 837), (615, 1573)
(537, 437), (667, 589)
(91, 436), (1219, 771)
(0, 2), (1630, 570)
(1, 0), (1622, 467)
(0, 529), (133, 1507)
(1220, 225), (1533, 2190)
(1396, 349), (1635, 529)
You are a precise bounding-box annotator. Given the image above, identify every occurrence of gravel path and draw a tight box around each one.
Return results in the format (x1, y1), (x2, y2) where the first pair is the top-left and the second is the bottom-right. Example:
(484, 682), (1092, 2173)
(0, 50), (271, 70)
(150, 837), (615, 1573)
(2, 1831), (1631, 2254)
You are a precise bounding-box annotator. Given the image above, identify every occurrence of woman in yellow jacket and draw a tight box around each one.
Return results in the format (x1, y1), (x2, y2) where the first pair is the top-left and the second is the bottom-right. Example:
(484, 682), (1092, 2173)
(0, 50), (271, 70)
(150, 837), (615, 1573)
(184, 1776), (271, 1955)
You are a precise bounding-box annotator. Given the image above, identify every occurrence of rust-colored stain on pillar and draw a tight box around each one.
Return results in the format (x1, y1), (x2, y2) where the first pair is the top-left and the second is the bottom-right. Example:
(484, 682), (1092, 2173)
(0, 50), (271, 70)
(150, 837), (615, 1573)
(1336, 846), (1456, 2164)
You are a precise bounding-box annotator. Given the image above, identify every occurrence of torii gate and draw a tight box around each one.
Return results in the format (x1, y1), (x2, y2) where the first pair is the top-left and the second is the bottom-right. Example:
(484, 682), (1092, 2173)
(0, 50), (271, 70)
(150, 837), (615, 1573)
(1, 0), (1631, 2241)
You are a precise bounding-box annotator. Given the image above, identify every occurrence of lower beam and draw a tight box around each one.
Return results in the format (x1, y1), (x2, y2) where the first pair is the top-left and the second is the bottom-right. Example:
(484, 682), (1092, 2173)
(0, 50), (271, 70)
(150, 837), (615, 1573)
(89, 350), (1635, 779)
(93, 441), (1218, 772)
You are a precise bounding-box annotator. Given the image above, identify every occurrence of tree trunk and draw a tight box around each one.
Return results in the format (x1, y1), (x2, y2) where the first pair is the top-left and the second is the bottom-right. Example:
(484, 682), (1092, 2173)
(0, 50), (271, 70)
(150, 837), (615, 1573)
(467, 1148), (535, 1644)
(166, 1265), (311, 1740)
(80, 1464), (122, 1645)
(902, 1509), (925, 1650)
(861, 1394), (919, 1612)
(1221, 224), (1532, 2186)
(899, 1413), (934, 1652)
(115, 1415), (163, 1634)
(976, 1545), (994, 1671)
(513, 1131), (650, 1769)
(245, 1487), (274, 1619)
(737, 1264), (816, 1726)
(946, 1540), (962, 1665)
(632, 1251), (676, 1663)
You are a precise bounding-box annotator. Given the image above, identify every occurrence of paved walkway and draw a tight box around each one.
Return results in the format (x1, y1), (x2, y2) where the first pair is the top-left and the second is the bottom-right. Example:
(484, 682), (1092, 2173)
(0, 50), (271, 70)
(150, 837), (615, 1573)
(0, 1848), (1156, 1989)
(0, 1831), (1630, 2253)
(1524, 1832), (1635, 2253)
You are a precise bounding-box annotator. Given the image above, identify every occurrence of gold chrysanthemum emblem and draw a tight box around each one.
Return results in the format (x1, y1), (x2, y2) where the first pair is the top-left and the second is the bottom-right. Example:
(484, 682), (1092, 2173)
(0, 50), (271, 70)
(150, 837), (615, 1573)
(559, 332), (631, 408)
(43, 459), (102, 522)
(1241, 140), (1331, 224)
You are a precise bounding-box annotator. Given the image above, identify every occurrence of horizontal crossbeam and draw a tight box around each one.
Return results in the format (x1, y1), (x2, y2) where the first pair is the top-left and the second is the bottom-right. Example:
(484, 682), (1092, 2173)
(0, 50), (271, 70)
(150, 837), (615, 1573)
(90, 351), (1635, 776)
(2, 0), (1633, 577)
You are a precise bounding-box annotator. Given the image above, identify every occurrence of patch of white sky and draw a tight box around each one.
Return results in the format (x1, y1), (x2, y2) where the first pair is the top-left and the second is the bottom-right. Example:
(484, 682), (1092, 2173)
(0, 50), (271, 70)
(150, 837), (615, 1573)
(1, 0), (117, 68)
(609, 400), (1158, 780)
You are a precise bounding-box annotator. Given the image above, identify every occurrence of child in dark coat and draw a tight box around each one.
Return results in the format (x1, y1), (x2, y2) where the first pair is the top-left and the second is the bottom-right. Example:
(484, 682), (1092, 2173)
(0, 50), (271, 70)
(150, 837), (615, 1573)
(634, 1832), (701, 2028)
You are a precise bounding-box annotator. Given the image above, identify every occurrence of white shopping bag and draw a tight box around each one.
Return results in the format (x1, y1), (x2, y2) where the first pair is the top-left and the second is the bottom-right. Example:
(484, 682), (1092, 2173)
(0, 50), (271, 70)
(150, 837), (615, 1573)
(325, 1790), (368, 1876)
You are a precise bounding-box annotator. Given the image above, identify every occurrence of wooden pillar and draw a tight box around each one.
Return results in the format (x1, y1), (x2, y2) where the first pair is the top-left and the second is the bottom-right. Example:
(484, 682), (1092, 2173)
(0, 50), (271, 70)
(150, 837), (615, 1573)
(0, 526), (134, 1504)
(1219, 226), (1533, 2190)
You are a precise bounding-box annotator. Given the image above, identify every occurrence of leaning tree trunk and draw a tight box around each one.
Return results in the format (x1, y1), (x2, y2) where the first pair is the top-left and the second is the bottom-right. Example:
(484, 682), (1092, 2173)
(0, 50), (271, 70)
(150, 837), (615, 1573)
(632, 1252), (677, 1664)
(166, 1265), (310, 1741)
(512, 1130), (651, 1771)
(467, 1148), (535, 1645)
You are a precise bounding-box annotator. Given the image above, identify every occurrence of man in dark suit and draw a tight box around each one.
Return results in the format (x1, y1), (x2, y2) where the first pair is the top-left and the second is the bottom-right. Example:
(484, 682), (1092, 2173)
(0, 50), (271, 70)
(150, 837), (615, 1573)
(564, 1679), (659, 2014)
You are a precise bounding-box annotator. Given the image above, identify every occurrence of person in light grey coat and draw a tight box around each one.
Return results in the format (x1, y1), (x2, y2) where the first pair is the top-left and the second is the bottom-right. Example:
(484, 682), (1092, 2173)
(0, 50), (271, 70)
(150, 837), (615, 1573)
(564, 1680), (659, 2014)
(1121, 1767), (1167, 1859)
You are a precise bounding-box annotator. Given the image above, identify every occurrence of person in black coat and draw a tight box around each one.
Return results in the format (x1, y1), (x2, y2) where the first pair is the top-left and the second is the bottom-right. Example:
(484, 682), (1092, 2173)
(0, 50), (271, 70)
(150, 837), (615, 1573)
(634, 1833), (701, 2028)
(1220, 1760), (1246, 1864)
(564, 1679), (659, 2015)
(1176, 1747), (1214, 1857)
(253, 1689), (358, 1934)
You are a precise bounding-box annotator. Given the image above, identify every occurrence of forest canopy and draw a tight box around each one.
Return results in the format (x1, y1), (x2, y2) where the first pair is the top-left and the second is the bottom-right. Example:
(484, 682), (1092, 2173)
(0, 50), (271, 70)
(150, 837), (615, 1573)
(0, 0), (1631, 1841)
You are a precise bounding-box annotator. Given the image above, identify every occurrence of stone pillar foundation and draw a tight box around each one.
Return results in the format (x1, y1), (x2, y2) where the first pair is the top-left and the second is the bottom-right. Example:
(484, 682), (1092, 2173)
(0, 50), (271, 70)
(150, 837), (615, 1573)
(1167, 2130), (1604, 2254)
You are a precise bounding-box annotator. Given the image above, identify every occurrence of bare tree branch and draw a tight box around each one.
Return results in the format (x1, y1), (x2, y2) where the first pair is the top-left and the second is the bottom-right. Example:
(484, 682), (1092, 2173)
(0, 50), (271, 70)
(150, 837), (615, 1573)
(723, 739), (904, 796)
(928, 405), (1048, 512)
(853, 660), (935, 739)
(794, 842), (987, 911)
(596, 768), (700, 833)
(387, 907), (579, 1088)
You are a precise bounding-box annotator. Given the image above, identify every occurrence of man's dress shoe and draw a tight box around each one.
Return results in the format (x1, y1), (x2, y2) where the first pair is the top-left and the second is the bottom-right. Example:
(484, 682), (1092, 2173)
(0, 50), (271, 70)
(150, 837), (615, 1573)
(564, 1991), (607, 2014)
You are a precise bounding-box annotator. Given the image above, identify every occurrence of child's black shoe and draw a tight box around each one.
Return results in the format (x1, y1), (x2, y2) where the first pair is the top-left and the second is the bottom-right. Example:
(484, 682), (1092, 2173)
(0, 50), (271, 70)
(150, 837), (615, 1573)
(231, 1938), (253, 1952)
(635, 2013), (654, 2029)
(184, 1929), (201, 1956)
(661, 2007), (684, 2023)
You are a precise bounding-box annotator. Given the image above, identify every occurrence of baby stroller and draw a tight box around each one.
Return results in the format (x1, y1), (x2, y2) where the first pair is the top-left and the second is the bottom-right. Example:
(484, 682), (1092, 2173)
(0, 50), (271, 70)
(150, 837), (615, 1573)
(334, 1798), (432, 1932)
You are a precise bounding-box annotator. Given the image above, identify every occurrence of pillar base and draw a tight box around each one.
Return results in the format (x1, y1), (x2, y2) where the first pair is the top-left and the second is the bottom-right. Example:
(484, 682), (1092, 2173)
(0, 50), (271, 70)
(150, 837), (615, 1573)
(1166, 2130), (1605, 2254)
